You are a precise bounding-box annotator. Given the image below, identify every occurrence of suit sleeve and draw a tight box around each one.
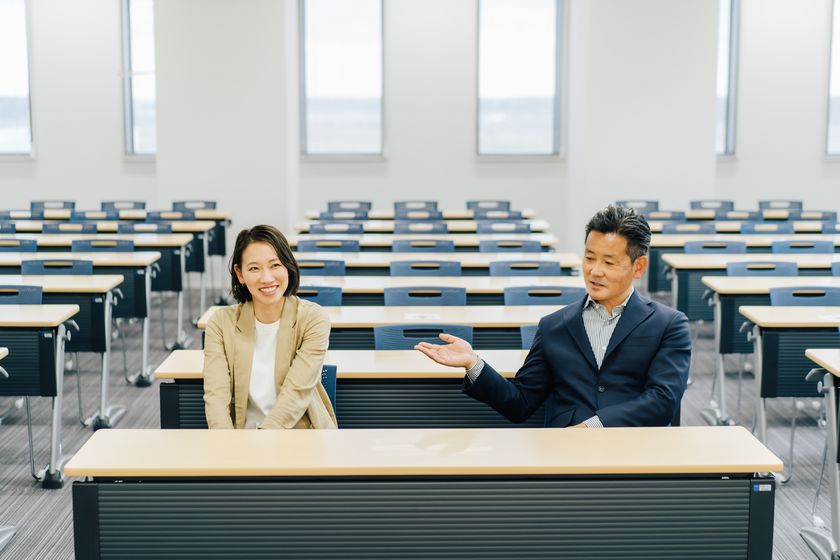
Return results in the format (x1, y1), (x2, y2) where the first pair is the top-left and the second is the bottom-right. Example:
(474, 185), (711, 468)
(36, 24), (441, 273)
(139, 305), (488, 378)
(596, 311), (691, 427)
(203, 312), (235, 429)
(260, 305), (330, 429)
(462, 318), (554, 423)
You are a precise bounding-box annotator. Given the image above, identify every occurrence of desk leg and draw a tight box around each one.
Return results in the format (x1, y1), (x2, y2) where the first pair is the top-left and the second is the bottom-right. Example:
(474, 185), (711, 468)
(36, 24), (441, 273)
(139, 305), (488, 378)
(702, 296), (732, 426)
(199, 234), (208, 317)
(43, 324), (67, 489)
(170, 250), (191, 350)
(129, 267), (153, 387)
(86, 291), (126, 430)
(753, 327), (767, 444)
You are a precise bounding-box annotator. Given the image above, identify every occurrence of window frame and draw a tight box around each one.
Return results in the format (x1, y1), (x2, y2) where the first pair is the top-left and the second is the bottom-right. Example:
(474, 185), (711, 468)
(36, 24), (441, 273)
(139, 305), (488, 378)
(0, 0), (35, 158)
(716, 0), (739, 157)
(121, 0), (156, 158)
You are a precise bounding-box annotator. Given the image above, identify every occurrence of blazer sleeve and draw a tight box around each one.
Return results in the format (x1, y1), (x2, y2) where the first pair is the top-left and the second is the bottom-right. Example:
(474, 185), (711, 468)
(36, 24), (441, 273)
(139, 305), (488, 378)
(203, 312), (235, 429)
(260, 305), (330, 429)
(462, 319), (554, 423)
(596, 311), (691, 427)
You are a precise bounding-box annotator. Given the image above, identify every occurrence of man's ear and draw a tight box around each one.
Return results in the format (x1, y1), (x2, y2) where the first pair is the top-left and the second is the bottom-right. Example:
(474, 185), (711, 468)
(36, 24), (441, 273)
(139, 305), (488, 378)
(633, 255), (649, 279)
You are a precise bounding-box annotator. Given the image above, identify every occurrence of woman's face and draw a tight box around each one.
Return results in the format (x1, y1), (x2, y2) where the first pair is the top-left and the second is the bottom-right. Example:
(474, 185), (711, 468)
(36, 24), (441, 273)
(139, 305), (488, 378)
(234, 241), (289, 308)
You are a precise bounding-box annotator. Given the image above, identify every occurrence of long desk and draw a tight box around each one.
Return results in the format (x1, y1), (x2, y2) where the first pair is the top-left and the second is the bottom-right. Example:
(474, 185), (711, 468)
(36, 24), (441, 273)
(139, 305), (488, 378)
(649, 220), (839, 234)
(293, 251), (581, 276)
(67, 426), (780, 560)
(0, 305), (78, 488)
(648, 209), (835, 221)
(295, 219), (551, 234)
(156, 349), (544, 429)
(289, 233), (560, 252)
(305, 208), (537, 220)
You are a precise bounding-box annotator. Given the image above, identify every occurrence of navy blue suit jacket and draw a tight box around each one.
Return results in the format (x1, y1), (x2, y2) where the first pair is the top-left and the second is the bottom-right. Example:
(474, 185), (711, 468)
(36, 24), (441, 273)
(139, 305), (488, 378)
(464, 291), (691, 427)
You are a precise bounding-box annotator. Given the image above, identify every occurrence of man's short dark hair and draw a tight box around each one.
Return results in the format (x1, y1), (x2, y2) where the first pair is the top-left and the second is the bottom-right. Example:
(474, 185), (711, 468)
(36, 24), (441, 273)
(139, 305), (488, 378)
(585, 205), (651, 261)
(229, 225), (300, 303)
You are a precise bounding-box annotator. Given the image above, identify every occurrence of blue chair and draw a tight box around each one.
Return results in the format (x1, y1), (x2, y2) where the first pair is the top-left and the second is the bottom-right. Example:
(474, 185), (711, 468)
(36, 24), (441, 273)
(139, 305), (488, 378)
(759, 200), (803, 211)
(395, 209), (444, 220)
(384, 287), (467, 306)
(833, 262), (840, 276)
(474, 209), (524, 221)
(793, 211), (837, 222)
(72, 239), (135, 252)
(615, 200), (659, 214)
(297, 239), (360, 252)
(70, 210), (118, 222)
(0, 223), (15, 233)
(0, 285), (43, 304)
(771, 240), (834, 254)
(646, 210), (685, 221)
(684, 240), (747, 254)
(392, 239), (455, 253)
(117, 222), (173, 233)
(818, 222), (839, 234)
(489, 260), (562, 276)
(298, 286), (342, 306)
(320, 364), (337, 409)
(479, 240), (542, 253)
(102, 200), (146, 211)
(22, 259), (93, 275)
(394, 221), (448, 234)
(309, 222), (365, 234)
(690, 200), (735, 212)
(148, 210), (196, 221)
(327, 200), (372, 213)
(720, 210), (760, 220)
(373, 324), (474, 350)
(476, 222), (530, 234)
(31, 200), (74, 212)
(725, 261), (798, 276)
(467, 200), (511, 211)
(740, 221), (795, 234)
(769, 286), (840, 306)
(395, 201), (438, 214)
(173, 200), (216, 211)
(42, 222), (98, 234)
(298, 259), (346, 276)
(520, 325), (538, 349)
(390, 260), (462, 276)
(319, 210), (368, 221)
(0, 239), (36, 252)
(504, 286), (586, 306)
(661, 222), (715, 234)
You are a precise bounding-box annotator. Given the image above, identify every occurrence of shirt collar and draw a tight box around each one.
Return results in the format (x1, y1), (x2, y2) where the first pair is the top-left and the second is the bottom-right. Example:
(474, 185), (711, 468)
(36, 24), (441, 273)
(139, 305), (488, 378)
(585, 286), (635, 316)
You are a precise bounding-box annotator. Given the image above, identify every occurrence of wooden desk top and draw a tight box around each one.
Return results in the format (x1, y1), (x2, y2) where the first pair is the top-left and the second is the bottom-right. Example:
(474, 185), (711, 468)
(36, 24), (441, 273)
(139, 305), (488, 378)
(806, 349), (840, 377)
(0, 251), (160, 267)
(0, 304), (79, 327)
(199, 304), (553, 330)
(289, 233), (559, 248)
(304, 209), (538, 220)
(702, 276), (840, 295)
(0, 275), (123, 293)
(649, 220), (837, 234)
(298, 275), (585, 292)
(6, 233), (194, 248)
(293, 252), (582, 268)
(738, 306), (840, 327)
(155, 349), (529, 380)
(662, 253), (838, 270)
(652, 233), (840, 248)
(63, 426), (782, 477)
(0, 348), (7, 360)
(295, 219), (551, 234)
(9, 220), (215, 234)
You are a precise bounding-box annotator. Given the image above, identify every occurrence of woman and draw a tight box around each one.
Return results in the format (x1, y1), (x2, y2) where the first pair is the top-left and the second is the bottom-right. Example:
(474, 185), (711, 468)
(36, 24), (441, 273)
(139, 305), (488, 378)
(203, 225), (337, 429)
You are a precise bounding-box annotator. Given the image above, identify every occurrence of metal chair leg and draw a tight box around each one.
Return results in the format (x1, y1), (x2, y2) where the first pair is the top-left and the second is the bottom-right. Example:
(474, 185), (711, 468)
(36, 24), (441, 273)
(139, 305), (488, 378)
(735, 354), (745, 425)
(26, 396), (37, 481)
(776, 398), (799, 484)
(159, 294), (169, 350)
(75, 356), (85, 427)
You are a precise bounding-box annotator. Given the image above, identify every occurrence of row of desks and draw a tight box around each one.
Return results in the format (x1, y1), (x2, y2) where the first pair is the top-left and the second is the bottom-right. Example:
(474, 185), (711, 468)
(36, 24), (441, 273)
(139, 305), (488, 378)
(304, 208), (537, 220)
(288, 232), (560, 251)
(296, 219), (551, 234)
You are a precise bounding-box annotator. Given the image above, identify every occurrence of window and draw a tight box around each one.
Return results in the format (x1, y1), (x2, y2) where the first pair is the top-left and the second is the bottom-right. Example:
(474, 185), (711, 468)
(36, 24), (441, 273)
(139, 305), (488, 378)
(0, 0), (32, 155)
(829, 0), (840, 154)
(122, 0), (157, 155)
(301, 0), (384, 155)
(715, 0), (738, 155)
(478, 0), (561, 156)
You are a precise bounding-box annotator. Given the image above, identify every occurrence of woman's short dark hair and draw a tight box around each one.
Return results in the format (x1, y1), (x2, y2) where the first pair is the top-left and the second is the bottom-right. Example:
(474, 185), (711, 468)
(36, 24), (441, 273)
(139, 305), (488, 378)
(585, 205), (651, 262)
(229, 225), (300, 303)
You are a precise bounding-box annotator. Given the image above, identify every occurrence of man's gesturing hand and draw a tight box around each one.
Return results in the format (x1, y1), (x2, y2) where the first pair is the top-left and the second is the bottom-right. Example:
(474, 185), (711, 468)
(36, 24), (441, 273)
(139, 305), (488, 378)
(415, 333), (479, 370)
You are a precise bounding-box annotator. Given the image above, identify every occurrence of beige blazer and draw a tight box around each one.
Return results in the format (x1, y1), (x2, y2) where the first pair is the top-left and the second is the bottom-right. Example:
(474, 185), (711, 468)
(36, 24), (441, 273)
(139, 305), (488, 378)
(203, 296), (338, 429)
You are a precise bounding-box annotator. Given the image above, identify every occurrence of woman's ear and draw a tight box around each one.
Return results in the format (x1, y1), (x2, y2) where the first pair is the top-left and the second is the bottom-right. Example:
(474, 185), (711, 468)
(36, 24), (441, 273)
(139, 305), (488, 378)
(233, 264), (245, 285)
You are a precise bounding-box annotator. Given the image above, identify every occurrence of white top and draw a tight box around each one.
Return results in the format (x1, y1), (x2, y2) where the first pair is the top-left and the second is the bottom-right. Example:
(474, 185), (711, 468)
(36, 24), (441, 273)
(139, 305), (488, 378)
(244, 318), (281, 429)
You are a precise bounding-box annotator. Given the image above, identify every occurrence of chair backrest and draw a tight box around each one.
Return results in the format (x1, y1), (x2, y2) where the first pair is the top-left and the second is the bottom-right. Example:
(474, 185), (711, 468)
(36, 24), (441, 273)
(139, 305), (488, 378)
(42, 222), (98, 234)
(740, 221), (795, 234)
(71, 239), (135, 252)
(390, 260), (462, 276)
(298, 286), (342, 306)
(615, 200), (659, 214)
(393, 221), (448, 234)
(373, 324), (474, 350)
(297, 239), (360, 252)
(661, 222), (715, 234)
(833, 262), (840, 276)
(769, 286), (840, 306)
(646, 211), (685, 221)
(476, 221), (531, 234)
(298, 259), (346, 276)
(795, 211), (837, 222)
(479, 239), (542, 253)
(473, 209), (524, 221)
(391, 239), (455, 253)
(0, 222), (15, 233)
(117, 222), (173, 233)
(467, 200), (511, 211)
(394, 209), (444, 221)
(725, 261), (799, 276)
(689, 200), (735, 211)
(520, 325), (538, 350)
(818, 222), (839, 234)
(503, 286), (586, 306)
(147, 210), (196, 221)
(383, 286), (467, 306)
(101, 200), (146, 211)
(327, 200), (372, 212)
(320, 364), (337, 409)
(31, 200), (75, 211)
(489, 260), (562, 276)
(0, 238), (37, 252)
(683, 240), (747, 254)
(759, 199), (803, 210)
(21, 259), (94, 275)
(770, 240), (834, 254)
(395, 200), (438, 214)
(70, 210), (118, 221)
(0, 285), (43, 305)
(173, 200), (217, 211)
(309, 222), (365, 234)
(319, 210), (369, 221)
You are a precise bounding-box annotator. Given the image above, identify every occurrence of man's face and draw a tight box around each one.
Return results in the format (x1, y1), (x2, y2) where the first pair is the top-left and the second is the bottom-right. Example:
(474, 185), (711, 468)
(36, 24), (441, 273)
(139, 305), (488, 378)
(582, 230), (648, 309)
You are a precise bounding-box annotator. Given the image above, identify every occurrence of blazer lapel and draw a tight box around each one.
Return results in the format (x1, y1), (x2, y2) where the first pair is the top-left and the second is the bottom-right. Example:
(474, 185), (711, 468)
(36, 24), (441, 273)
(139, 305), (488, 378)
(565, 298), (599, 372)
(603, 291), (654, 363)
(274, 297), (299, 390)
(233, 301), (256, 425)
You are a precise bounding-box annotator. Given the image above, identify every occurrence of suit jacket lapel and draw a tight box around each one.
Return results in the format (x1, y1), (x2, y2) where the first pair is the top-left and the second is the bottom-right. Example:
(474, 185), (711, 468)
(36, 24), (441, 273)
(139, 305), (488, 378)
(233, 301), (256, 425)
(274, 297), (298, 391)
(603, 291), (654, 363)
(565, 298), (599, 372)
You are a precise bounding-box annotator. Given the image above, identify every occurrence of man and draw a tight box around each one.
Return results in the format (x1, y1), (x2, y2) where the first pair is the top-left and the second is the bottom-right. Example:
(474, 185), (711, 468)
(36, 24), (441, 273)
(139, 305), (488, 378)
(415, 205), (691, 427)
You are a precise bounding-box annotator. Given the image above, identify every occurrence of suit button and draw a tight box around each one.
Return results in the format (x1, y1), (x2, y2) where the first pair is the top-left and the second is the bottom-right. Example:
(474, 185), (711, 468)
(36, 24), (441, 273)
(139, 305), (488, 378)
(597, 385), (606, 393)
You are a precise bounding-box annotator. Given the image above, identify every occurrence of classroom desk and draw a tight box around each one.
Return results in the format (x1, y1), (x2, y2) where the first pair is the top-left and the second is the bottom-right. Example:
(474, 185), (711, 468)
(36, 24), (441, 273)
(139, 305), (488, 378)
(304, 208), (537, 220)
(648, 209), (835, 221)
(0, 305), (78, 488)
(155, 349), (545, 429)
(293, 251), (582, 276)
(800, 349), (840, 560)
(5, 208), (232, 222)
(198, 305), (551, 349)
(649, 220), (838, 234)
(289, 232), (560, 252)
(297, 275), (585, 305)
(738, 306), (840, 445)
(66, 426), (780, 560)
(295, 219), (551, 234)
